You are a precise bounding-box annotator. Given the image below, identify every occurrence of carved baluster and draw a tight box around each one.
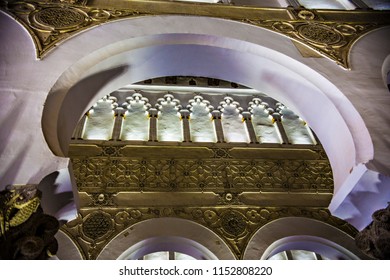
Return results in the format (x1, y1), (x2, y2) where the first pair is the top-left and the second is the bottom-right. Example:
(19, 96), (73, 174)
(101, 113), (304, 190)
(72, 113), (87, 139)
(242, 111), (258, 144)
(285, 250), (294, 260)
(110, 108), (124, 141)
(272, 112), (290, 144)
(148, 108), (158, 142)
(212, 110), (225, 143)
(180, 109), (191, 142)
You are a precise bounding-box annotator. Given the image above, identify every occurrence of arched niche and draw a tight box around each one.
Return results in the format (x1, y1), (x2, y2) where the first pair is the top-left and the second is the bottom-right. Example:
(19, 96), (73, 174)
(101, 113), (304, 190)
(97, 217), (235, 260)
(243, 217), (368, 260)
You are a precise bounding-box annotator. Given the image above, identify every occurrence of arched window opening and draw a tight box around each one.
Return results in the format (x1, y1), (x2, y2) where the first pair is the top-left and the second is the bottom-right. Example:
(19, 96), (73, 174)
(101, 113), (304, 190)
(249, 98), (282, 144)
(276, 103), (316, 145)
(117, 236), (219, 260)
(120, 93), (151, 141)
(261, 235), (360, 260)
(188, 95), (217, 143)
(218, 97), (250, 143)
(268, 250), (324, 260)
(82, 95), (117, 140)
(298, 0), (355, 10)
(140, 251), (196, 260)
(156, 94), (183, 142)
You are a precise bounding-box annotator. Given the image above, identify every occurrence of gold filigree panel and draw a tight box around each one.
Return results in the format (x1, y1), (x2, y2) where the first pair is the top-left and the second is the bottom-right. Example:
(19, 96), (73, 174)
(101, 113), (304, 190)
(70, 145), (333, 197)
(1, 1), (389, 68)
(61, 206), (358, 259)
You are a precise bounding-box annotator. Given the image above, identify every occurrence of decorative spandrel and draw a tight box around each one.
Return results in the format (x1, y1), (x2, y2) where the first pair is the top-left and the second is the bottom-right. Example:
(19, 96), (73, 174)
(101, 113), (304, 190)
(243, 17), (378, 69)
(1, 1), (389, 68)
(61, 206), (358, 260)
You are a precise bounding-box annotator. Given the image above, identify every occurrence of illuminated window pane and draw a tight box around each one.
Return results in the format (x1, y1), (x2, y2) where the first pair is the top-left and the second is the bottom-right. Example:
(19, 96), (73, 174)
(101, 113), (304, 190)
(156, 94), (183, 142)
(219, 97), (249, 143)
(143, 251), (169, 260)
(188, 96), (217, 143)
(291, 250), (317, 260)
(298, 0), (355, 9)
(233, 0), (289, 7)
(277, 104), (316, 145)
(268, 251), (288, 260)
(249, 98), (282, 144)
(120, 93), (150, 141)
(174, 252), (196, 260)
(82, 96), (117, 140)
(362, 0), (390, 9)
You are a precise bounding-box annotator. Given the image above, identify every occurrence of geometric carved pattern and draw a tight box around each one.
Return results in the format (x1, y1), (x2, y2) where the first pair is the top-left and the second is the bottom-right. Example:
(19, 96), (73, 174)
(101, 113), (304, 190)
(71, 147), (333, 195)
(245, 19), (379, 68)
(82, 211), (113, 240)
(1, 1), (389, 68)
(61, 206), (358, 260)
(66, 136), (347, 260)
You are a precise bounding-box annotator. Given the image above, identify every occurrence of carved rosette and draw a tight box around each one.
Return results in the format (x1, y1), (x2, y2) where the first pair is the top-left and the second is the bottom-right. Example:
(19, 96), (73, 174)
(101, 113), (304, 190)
(82, 211), (113, 241)
(29, 6), (88, 32)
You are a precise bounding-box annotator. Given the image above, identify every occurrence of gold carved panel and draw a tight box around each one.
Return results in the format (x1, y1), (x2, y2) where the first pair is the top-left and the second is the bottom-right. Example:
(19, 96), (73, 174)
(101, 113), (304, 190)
(61, 206), (358, 259)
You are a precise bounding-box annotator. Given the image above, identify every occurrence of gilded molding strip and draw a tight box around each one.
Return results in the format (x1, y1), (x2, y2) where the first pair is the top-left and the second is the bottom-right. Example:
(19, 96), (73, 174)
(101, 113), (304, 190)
(1, 0), (389, 68)
(61, 206), (358, 260)
(70, 144), (333, 198)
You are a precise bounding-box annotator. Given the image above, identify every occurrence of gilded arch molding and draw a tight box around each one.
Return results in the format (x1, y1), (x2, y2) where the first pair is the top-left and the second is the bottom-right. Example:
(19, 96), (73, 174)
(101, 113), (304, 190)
(1, 0), (389, 69)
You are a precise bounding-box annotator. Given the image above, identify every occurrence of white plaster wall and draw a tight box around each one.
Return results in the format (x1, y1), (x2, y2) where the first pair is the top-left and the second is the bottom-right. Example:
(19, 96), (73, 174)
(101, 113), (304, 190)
(0, 13), (69, 188)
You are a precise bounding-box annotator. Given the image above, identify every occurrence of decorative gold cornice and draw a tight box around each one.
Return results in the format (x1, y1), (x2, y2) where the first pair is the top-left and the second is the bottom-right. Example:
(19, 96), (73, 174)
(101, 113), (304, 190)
(1, 0), (389, 68)
(62, 206), (358, 259)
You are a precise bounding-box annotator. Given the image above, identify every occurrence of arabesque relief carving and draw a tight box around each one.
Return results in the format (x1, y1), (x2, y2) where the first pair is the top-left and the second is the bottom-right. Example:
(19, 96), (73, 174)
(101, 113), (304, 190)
(244, 18), (377, 67)
(1, 1), (148, 58)
(61, 206), (358, 260)
(1, 0), (389, 68)
(70, 145), (333, 195)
